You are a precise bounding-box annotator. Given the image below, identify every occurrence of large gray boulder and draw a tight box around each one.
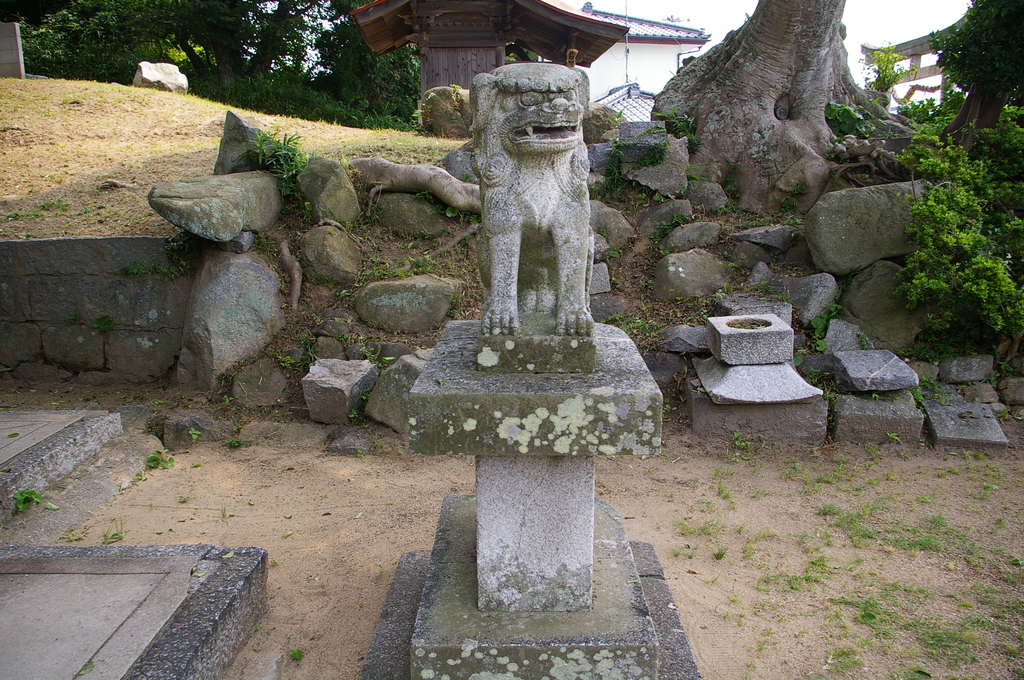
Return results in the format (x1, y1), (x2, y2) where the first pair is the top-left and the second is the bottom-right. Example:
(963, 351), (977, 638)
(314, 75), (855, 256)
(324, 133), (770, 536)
(299, 225), (361, 286)
(624, 137), (689, 196)
(589, 201), (633, 250)
(442, 150), (479, 184)
(653, 250), (729, 300)
(297, 156), (360, 223)
(230, 356), (288, 407)
(132, 61), (188, 94)
(747, 262), (839, 325)
(176, 250), (284, 390)
(840, 260), (929, 351)
(364, 353), (427, 435)
(684, 181), (729, 211)
(421, 86), (472, 138)
(214, 111), (261, 175)
(354, 274), (464, 333)
(377, 193), (459, 238)
(636, 200), (692, 239)
(661, 222), (721, 252)
(148, 172), (282, 242)
(582, 103), (618, 145)
(805, 181), (925, 276)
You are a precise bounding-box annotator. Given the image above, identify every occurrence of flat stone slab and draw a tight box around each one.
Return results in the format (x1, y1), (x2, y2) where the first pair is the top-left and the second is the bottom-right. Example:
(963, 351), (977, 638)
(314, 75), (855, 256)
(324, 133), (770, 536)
(686, 388), (828, 444)
(0, 410), (88, 468)
(661, 325), (709, 353)
(693, 357), (822, 404)
(0, 411), (122, 523)
(707, 314), (793, 365)
(409, 321), (663, 457)
(834, 350), (920, 392)
(923, 400), (1008, 454)
(0, 544), (267, 680)
(409, 495), (661, 680)
(832, 390), (923, 444)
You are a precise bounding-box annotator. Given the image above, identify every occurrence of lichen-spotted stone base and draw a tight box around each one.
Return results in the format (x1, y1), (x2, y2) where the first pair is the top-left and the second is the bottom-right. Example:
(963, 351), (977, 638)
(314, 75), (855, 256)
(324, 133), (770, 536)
(410, 495), (659, 680)
(409, 322), (662, 457)
(476, 333), (596, 373)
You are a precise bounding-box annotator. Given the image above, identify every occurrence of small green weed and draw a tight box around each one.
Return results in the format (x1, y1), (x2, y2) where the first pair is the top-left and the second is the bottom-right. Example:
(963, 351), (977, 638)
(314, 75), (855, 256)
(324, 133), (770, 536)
(13, 488), (43, 513)
(146, 450), (175, 469)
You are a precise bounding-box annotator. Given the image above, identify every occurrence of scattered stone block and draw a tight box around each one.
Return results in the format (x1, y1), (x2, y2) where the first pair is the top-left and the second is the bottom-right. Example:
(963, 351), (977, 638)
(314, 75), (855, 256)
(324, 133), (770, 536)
(686, 388), (827, 443)
(420, 86), (471, 138)
(693, 357), (821, 404)
(832, 390), (923, 444)
(908, 359), (939, 382)
(715, 293), (793, 327)
(148, 172), (282, 242)
(589, 262), (611, 294)
(589, 294), (627, 322)
(11, 362), (70, 381)
(299, 225), (361, 287)
(313, 319), (352, 338)
(313, 336), (347, 360)
(215, 230), (255, 253)
(729, 241), (772, 270)
(327, 427), (372, 455)
(625, 137), (688, 196)
(297, 156), (360, 224)
(103, 330), (177, 378)
(589, 200), (633, 249)
(747, 261), (839, 325)
(924, 400), (1008, 454)
(637, 200), (692, 239)
(476, 456), (595, 611)
(961, 383), (999, 404)
(376, 192), (459, 238)
(643, 352), (686, 389)
(583, 103), (618, 145)
(132, 61), (188, 93)
(661, 325), (708, 353)
(213, 111), (260, 175)
(365, 354), (427, 435)
(161, 409), (231, 448)
(798, 353), (834, 376)
(804, 181), (924, 276)
(301, 359), (378, 425)
(833, 350), (919, 392)
(938, 354), (994, 384)
(824, 319), (873, 353)
(617, 121), (667, 162)
(354, 274), (463, 333)
(176, 250), (284, 390)
(998, 377), (1024, 406)
(660, 221), (721, 252)
(229, 357), (287, 407)
(783, 232), (813, 266)
(732, 224), (793, 253)
(653, 249), (729, 300)
(707, 314), (793, 365)
(683, 180), (728, 210)
(592, 230), (609, 262)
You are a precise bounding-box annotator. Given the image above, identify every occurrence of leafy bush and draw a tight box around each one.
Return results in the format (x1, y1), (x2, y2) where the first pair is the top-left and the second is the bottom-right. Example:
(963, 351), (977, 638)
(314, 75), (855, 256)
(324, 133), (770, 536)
(251, 131), (308, 198)
(897, 111), (1024, 351)
(825, 103), (870, 137)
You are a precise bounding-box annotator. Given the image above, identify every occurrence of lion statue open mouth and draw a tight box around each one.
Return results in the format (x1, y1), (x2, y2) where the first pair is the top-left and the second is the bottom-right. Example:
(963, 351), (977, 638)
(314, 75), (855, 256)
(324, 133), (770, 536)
(471, 63), (594, 338)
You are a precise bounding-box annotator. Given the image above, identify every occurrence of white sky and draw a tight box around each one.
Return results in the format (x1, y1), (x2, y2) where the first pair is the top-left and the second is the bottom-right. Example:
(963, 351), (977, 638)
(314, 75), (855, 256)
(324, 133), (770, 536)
(584, 0), (972, 89)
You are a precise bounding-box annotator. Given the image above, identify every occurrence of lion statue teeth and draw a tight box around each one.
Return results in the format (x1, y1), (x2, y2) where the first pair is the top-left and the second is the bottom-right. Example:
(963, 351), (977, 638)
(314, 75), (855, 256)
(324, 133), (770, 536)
(471, 63), (594, 339)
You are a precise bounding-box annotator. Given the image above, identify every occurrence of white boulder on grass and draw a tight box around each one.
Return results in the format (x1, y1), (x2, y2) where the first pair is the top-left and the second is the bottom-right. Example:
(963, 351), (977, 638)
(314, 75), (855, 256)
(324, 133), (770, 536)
(132, 62), (188, 94)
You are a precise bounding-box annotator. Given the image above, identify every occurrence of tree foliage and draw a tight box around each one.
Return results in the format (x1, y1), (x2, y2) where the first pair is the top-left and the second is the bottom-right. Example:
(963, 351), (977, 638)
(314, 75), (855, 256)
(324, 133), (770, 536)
(933, 0), (1024, 101)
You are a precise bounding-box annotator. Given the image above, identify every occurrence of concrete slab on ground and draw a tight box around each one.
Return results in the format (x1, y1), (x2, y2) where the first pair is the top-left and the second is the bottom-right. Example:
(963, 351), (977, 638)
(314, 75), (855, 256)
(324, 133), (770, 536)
(0, 544), (268, 680)
(0, 410), (88, 467)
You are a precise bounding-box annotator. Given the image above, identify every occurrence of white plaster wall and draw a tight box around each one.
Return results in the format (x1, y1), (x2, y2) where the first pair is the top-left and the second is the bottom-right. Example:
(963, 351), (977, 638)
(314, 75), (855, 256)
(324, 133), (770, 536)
(582, 42), (696, 100)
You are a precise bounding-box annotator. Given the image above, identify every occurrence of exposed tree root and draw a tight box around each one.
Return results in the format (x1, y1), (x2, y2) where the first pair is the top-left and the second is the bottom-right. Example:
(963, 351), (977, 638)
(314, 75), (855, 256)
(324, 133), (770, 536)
(351, 157), (481, 214)
(278, 238), (302, 310)
(425, 224), (479, 259)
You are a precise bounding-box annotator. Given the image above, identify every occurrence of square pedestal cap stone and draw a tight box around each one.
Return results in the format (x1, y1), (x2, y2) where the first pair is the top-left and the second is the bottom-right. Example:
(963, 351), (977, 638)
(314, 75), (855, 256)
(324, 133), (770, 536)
(834, 350), (920, 392)
(410, 495), (659, 680)
(924, 400), (1008, 454)
(694, 356), (822, 404)
(476, 331), (597, 373)
(409, 321), (662, 457)
(686, 388), (827, 443)
(832, 390), (924, 444)
(707, 314), (793, 365)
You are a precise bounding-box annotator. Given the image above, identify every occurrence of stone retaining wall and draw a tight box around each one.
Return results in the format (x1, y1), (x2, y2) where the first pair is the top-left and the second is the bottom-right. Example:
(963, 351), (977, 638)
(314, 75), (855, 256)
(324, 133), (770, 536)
(0, 237), (192, 379)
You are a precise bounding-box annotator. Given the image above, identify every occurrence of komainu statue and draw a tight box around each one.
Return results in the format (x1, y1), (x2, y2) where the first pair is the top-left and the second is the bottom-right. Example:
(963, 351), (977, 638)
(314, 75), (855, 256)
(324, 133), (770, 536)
(471, 63), (594, 340)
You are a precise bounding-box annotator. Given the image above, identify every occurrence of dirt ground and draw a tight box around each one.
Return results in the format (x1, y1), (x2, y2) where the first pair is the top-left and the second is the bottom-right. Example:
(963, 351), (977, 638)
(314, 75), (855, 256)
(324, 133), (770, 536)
(1, 377), (1022, 680)
(3, 78), (1024, 680)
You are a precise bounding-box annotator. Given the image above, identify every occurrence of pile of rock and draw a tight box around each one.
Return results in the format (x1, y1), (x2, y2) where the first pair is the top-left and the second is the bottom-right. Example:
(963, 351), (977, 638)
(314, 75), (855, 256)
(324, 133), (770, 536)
(830, 349), (923, 444)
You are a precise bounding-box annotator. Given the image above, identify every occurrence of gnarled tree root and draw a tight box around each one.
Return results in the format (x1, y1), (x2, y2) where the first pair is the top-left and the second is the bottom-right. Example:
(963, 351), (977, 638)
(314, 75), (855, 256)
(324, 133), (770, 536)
(351, 157), (481, 214)
(278, 239), (302, 310)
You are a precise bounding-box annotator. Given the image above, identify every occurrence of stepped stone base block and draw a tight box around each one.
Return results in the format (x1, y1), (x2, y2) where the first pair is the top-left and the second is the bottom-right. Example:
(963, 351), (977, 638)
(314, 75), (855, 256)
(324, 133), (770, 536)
(686, 388), (828, 443)
(358, 498), (701, 680)
(693, 357), (822, 405)
(832, 391), (923, 444)
(412, 495), (659, 680)
(476, 456), (595, 611)
(409, 322), (662, 457)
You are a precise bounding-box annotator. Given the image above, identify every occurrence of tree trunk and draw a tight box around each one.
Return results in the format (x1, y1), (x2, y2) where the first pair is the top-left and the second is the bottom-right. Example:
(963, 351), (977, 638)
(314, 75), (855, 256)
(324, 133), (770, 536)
(942, 84), (1009, 152)
(654, 0), (906, 212)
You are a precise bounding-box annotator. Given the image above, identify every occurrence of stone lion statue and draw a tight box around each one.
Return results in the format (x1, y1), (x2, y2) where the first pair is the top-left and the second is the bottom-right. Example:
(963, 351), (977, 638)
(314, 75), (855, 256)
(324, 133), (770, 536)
(471, 63), (594, 337)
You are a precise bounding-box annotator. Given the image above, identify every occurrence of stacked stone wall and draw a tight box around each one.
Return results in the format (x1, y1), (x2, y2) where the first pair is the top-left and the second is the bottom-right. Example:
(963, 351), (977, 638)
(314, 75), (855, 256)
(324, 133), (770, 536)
(0, 237), (192, 378)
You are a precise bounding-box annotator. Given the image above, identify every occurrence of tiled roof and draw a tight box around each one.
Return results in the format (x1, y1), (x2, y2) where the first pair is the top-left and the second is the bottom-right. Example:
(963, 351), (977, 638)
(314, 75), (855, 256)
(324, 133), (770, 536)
(580, 2), (710, 41)
(595, 83), (655, 122)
